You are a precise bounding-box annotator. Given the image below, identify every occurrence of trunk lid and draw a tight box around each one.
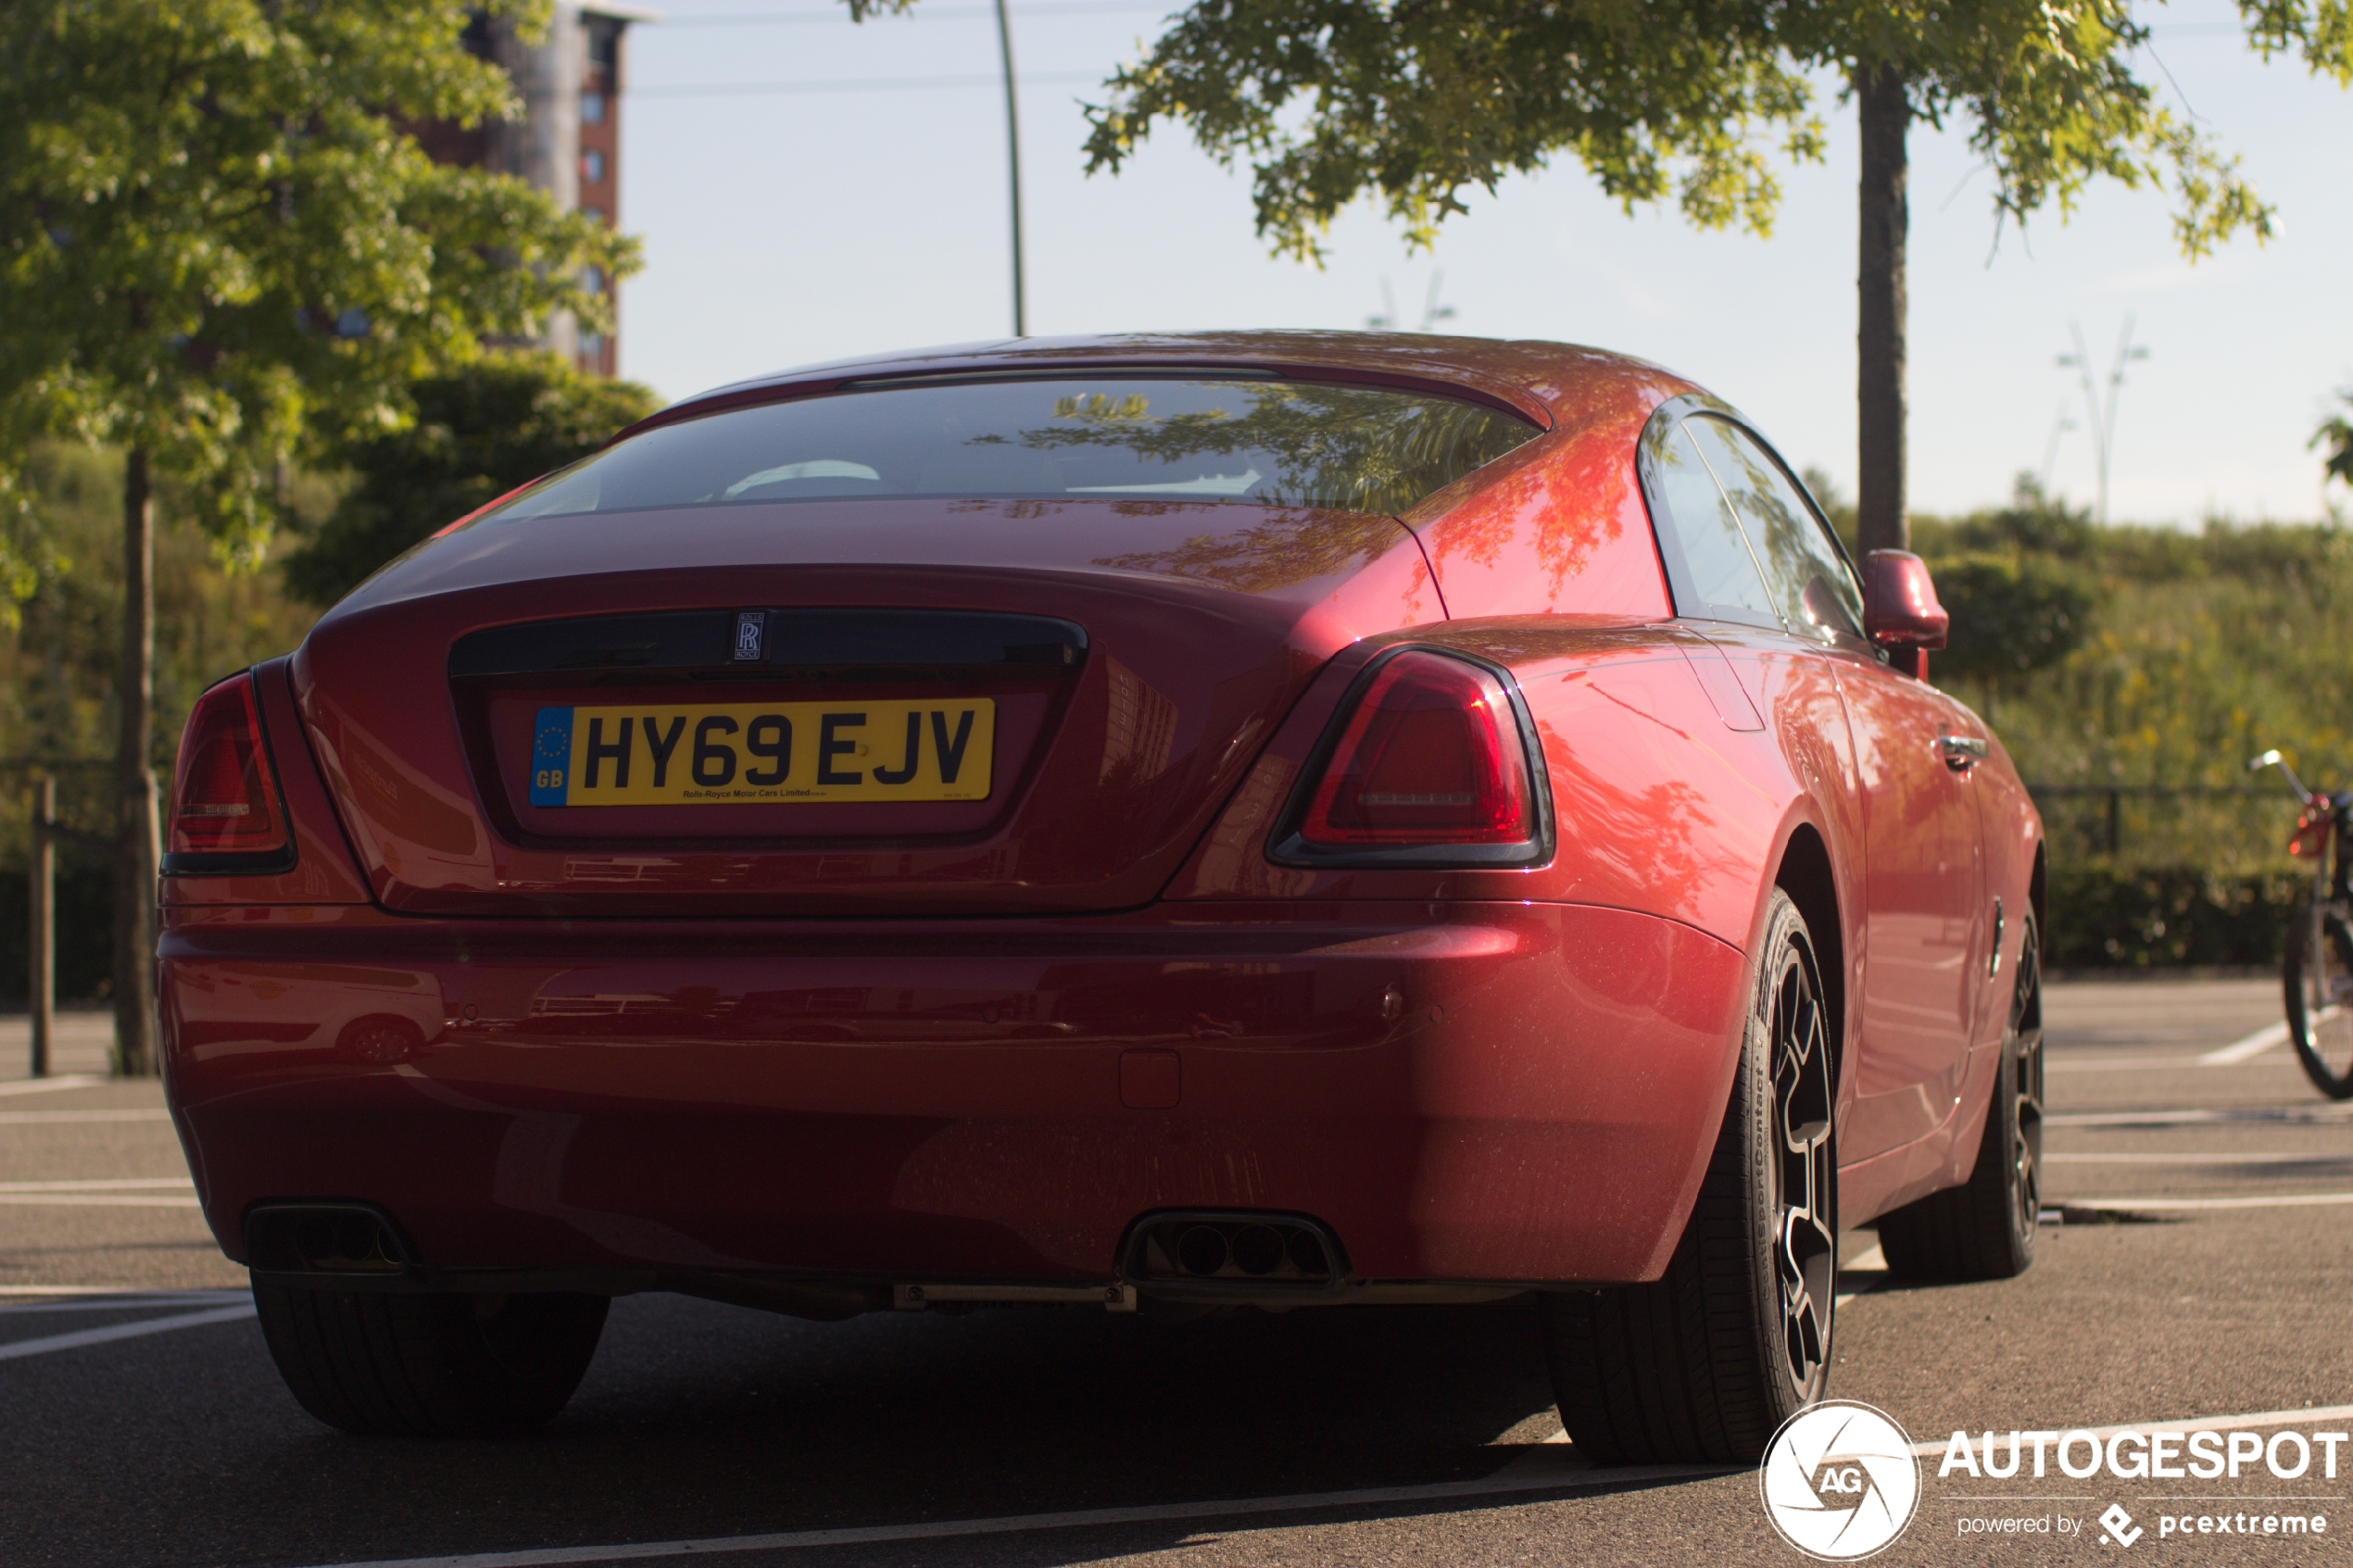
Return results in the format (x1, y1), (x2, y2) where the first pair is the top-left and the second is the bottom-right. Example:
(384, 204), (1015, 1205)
(293, 496), (1439, 916)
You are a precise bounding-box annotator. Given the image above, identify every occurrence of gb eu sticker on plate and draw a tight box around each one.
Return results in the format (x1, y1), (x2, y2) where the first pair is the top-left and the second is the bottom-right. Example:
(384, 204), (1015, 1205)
(527, 700), (995, 806)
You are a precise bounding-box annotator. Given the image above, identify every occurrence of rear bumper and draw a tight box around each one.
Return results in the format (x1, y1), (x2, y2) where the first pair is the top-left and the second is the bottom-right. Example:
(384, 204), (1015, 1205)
(160, 900), (1749, 1288)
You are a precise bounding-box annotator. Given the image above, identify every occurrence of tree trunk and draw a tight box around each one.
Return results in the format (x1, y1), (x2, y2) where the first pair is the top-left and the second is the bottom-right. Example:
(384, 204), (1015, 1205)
(113, 445), (159, 1077)
(1856, 64), (1910, 558)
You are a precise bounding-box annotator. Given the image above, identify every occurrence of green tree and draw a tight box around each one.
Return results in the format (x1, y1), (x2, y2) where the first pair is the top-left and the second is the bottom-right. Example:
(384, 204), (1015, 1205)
(283, 353), (657, 608)
(2320, 390), (2353, 495)
(0, 0), (639, 1073)
(1059, 0), (2348, 558)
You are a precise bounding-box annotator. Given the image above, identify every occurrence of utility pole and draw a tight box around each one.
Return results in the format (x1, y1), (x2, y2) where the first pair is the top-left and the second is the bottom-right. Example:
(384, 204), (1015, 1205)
(992, 0), (1026, 337)
(2057, 317), (2150, 527)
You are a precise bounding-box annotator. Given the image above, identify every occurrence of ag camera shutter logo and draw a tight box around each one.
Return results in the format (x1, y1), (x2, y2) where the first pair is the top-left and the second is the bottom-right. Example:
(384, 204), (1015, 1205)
(1759, 1400), (1922, 1560)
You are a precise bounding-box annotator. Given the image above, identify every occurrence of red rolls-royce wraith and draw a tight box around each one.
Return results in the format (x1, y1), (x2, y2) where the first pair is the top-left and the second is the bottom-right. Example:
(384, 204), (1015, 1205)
(160, 332), (2045, 1456)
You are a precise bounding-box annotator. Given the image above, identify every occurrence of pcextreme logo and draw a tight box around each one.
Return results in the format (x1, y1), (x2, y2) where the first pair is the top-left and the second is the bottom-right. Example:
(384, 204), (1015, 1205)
(1759, 1401), (1923, 1561)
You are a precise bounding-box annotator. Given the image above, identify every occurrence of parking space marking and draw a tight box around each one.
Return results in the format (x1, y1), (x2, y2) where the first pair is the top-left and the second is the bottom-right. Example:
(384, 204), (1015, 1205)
(2052, 1189), (2353, 1210)
(286, 1455), (1734, 1568)
(0, 1302), (255, 1361)
(0, 1108), (172, 1125)
(2045, 1151), (2353, 1164)
(2200, 1021), (2295, 1064)
(0, 1074), (106, 1098)
(0, 1178), (195, 1191)
(0, 1284), (238, 1297)
(2050, 1106), (2353, 1127)
(1903, 1399), (2353, 1457)
(0, 1193), (202, 1207)
(2048, 1056), (2286, 1073)
(0, 1291), (245, 1315)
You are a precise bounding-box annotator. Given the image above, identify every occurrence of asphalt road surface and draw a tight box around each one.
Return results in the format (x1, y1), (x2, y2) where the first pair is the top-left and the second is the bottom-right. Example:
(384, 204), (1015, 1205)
(4, 979), (2350, 1568)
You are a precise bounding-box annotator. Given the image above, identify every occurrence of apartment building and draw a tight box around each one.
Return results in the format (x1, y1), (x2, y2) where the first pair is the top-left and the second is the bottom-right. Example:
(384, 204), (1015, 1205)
(417, 4), (654, 376)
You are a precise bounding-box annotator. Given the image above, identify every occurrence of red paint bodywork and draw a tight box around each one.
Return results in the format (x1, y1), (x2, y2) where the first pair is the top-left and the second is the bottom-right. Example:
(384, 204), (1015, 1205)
(160, 332), (2042, 1291)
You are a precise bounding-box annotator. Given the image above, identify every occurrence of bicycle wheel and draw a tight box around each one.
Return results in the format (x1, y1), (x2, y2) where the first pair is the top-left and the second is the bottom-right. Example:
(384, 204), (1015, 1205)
(2284, 901), (2353, 1099)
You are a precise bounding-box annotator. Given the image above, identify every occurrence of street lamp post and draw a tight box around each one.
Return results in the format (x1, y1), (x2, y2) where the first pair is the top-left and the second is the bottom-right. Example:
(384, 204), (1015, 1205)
(992, 0), (1026, 337)
(2057, 316), (2150, 527)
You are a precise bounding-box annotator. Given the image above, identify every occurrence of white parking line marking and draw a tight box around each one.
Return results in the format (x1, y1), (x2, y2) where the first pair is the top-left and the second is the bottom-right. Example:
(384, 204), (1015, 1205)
(2045, 1152), (2353, 1164)
(0, 1292), (244, 1314)
(2201, 1020), (2297, 1064)
(0, 1285), (241, 1298)
(0, 1178), (194, 1192)
(287, 1456), (1734, 1568)
(2053, 1189), (2353, 1210)
(0, 1109), (172, 1125)
(0, 1194), (202, 1208)
(2050, 1106), (2353, 1127)
(2048, 1056), (2264, 1073)
(0, 1074), (106, 1098)
(1903, 1400), (2353, 1457)
(0, 1303), (254, 1361)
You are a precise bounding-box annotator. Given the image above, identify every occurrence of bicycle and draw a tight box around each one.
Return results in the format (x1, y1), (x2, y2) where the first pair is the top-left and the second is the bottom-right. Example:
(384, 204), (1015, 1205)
(2249, 748), (2353, 1098)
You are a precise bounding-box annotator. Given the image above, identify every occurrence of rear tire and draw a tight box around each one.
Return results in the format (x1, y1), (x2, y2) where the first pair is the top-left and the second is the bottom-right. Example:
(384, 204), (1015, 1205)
(1539, 889), (1836, 1464)
(2285, 902), (2353, 1100)
(1877, 916), (2045, 1280)
(253, 1282), (608, 1437)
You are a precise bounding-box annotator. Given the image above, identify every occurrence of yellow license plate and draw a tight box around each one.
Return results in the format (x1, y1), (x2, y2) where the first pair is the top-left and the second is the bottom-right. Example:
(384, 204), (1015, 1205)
(528, 699), (995, 806)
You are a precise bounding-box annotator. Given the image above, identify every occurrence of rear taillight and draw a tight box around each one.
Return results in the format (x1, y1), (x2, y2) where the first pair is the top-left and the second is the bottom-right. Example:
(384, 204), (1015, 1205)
(168, 673), (290, 862)
(1290, 649), (1540, 857)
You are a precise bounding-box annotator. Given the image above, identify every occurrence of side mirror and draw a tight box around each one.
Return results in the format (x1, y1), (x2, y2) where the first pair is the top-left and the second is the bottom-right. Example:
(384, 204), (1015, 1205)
(1862, 550), (1948, 678)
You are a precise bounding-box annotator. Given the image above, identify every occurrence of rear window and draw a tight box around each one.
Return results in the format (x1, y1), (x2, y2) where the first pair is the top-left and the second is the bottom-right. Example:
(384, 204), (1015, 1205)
(473, 376), (1541, 523)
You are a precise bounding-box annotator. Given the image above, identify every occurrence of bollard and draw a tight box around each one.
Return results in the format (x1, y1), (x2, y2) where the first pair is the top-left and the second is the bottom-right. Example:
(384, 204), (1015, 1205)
(29, 774), (53, 1079)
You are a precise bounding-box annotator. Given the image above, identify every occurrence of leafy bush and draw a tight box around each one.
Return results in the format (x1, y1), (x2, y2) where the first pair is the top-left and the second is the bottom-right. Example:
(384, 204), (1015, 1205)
(1927, 552), (2095, 689)
(2045, 863), (2306, 970)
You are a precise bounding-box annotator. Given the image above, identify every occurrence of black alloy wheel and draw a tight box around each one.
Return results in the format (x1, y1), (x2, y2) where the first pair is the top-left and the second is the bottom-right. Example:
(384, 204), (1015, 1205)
(2285, 902), (2353, 1099)
(1541, 888), (1835, 1464)
(1878, 914), (2045, 1280)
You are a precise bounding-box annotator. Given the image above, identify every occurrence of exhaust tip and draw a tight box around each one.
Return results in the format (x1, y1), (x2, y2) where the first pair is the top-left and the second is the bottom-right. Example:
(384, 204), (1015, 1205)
(246, 1202), (411, 1275)
(1124, 1211), (1347, 1288)
(1176, 1225), (1230, 1277)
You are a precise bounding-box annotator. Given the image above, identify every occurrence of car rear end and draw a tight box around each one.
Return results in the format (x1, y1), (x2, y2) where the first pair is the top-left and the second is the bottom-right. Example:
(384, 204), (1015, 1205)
(160, 350), (1752, 1319)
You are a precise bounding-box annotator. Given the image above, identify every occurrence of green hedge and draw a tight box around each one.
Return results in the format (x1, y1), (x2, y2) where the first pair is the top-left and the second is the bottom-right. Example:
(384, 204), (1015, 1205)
(2046, 863), (2309, 970)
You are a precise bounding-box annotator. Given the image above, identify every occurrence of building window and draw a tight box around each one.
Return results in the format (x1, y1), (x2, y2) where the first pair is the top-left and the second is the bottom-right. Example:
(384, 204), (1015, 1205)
(582, 149), (606, 184)
(582, 265), (607, 295)
(587, 19), (621, 71)
(581, 205), (608, 225)
(580, 332), (606, 360)
(582, 92), (607, 125)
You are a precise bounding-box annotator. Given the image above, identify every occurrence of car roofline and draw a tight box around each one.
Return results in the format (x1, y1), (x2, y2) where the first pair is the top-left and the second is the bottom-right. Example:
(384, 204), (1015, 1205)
(608, 333), (1700, 450)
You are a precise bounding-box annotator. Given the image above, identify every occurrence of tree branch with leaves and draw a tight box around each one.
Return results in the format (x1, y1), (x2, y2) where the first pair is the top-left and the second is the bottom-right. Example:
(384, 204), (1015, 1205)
(1055, 0), (2347, 556)
(0, 0), (640, 1073)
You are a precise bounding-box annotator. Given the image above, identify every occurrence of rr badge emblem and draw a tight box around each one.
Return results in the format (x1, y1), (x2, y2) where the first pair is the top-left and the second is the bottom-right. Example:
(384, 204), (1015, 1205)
(733, 611), (764, 663)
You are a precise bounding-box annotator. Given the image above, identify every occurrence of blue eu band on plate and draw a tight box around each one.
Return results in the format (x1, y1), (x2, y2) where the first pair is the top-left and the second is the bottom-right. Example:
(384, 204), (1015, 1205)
(528, 699), (996, 806)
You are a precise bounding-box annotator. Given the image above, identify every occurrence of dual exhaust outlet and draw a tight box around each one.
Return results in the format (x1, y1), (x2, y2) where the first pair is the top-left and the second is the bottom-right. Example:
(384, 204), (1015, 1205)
(244, 1199), (1352, 1305)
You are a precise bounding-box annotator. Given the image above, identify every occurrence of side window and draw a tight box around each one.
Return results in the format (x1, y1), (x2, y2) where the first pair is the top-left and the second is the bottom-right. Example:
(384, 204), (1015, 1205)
(1684, 417), (1864, 641)
(1649, 420), (1779, 622)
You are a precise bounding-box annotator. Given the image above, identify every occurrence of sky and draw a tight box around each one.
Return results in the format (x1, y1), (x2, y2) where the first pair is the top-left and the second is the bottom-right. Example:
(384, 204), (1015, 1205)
(614, 0), (2353, 526)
